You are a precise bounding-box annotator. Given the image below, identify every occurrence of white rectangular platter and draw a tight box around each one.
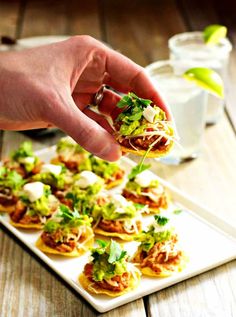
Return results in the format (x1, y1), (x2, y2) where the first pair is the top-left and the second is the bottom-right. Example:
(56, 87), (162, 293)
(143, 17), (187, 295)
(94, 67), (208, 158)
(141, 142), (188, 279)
(1, 146), (236, 313)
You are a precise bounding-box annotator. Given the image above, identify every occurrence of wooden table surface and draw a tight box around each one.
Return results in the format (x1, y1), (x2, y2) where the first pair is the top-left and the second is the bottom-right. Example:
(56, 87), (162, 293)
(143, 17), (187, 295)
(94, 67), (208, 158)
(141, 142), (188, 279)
(0, 1), (236, 316)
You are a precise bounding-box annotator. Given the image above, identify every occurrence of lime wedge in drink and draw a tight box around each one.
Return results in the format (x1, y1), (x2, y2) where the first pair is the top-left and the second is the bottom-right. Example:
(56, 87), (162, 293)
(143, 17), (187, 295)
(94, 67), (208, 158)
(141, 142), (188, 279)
(183, 67), (224, 98)
(203, 24), (227, 45)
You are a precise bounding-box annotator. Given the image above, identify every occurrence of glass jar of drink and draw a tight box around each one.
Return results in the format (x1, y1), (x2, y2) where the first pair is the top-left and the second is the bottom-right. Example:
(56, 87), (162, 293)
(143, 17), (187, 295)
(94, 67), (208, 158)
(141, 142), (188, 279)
(168, 32), (232, 125)
(145, 60), (207, 165)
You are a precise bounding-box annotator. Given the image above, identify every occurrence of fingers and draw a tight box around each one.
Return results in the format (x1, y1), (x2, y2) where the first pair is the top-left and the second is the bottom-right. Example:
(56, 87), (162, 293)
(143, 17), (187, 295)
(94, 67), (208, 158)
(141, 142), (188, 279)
(72, 93), (93, 109)
(47, 94), (121, 161)
(104, 48), (172, 120)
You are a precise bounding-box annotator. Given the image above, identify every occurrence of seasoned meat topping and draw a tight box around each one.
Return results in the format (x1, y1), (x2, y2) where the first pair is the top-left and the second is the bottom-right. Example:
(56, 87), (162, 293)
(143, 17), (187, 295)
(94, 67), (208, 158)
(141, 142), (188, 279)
(98, 219), (141, 234)
(133, 235), (182, 273)
(41, 228), (86, 253)
(123, 189), (168, 209)
(106, 169), (124, 185)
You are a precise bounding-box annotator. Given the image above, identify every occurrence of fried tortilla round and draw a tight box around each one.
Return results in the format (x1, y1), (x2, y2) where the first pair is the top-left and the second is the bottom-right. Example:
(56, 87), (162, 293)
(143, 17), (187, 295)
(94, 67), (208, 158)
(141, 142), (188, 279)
(106, 178), (123, 189)
(36, 227), (94, 257)
(119, 126), (175, 158)
(134, 249), (188, 277)
(10, 220), (43, 229)
(94, 227), (139, 241)
(0, 204), (15, 213)
(78, 270), (141, 297)
(120, 142), (174, 158)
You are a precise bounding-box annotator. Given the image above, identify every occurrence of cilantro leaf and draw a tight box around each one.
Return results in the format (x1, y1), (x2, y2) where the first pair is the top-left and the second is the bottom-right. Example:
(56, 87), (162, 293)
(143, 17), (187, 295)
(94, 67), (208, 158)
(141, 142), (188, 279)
(173, 209), (182, 215)
(59, 204), (80, 221)
(96, 239), (109, 249)
(133, 203), (146, 209)
(117, 95), (133, 108)
(129, 92), (152, 107)
(108, 240), (127, 263)
(117, 92), (151, 111)
(128, 163), (150, 180)
(154, 215), (169, 226)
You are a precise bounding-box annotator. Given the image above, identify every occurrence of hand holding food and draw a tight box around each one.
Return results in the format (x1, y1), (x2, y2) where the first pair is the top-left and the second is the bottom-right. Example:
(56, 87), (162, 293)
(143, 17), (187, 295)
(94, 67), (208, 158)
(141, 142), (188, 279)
(0, 36), (171, 161)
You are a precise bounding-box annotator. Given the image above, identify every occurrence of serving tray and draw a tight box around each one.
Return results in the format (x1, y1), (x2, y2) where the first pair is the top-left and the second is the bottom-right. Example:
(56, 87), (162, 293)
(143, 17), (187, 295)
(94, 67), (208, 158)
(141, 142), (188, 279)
(1, 146), (236, 313)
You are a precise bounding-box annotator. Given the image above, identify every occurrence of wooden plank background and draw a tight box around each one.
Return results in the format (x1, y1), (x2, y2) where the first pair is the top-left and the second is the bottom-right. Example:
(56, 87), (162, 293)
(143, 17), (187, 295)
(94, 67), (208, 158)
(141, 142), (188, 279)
(0, 1), (236, 316)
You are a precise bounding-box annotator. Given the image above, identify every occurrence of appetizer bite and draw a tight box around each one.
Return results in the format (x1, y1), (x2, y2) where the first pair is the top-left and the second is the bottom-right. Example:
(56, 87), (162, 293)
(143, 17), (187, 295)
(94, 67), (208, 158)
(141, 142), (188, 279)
(133, 215), (187, 277)
(61, 171), (104, 212)
(0, 166), (24, 213)
(4, 141), (42, 178)
(123, 165), (169, 214)
(79, 239), (141, 296)
(36, 204), (94, 256)
(51, 136), (88, 171)
(92, 193), (142, 241)
(32, 163), (73, 195)
(10, 182), (59, 229)
(79, 155), (125, 189)
(114, 93), (174, 157)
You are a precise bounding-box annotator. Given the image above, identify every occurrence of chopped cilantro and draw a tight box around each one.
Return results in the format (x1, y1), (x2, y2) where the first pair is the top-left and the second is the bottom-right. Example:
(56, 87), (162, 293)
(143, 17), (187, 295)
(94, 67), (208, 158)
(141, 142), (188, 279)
(128, 163), (150, 180)
(154, 215), (169, 226)
(133, 203), (146, 209)
(108, 240), (127, 263)
(96, 239), (109, 248)
(173, 209), (182, 215)
(58, 204), (79, 221)
(116, 92), (152, 122)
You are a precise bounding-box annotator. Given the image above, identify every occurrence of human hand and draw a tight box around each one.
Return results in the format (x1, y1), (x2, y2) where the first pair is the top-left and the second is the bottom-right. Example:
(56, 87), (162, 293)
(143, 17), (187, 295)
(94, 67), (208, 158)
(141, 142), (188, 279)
(0, 35), (171, 161)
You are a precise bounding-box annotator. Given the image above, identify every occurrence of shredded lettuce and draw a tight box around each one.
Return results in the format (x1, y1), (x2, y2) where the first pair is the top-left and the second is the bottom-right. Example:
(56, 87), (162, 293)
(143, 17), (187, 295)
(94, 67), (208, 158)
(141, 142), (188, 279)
(135, 227), (173, 252)
(56, 137), (87, 155)
(33, 166), (71, 189)
(44, 204), (92, 234)
(79, 155), (120, 180)
(135, 216), (172, 252)
(116, 93), (166, 137)
(21, 184), (53, 216)
(11, 141), (33, 160)
(91, 200), (138, 221)
(10, 141), (39, 172)
(0, 166), (24, 191)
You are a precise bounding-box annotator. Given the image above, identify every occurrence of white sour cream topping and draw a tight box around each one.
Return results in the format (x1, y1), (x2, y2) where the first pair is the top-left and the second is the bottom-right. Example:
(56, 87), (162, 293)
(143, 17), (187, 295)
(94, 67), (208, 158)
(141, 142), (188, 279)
(143, 105), (157, 123)
(135, 170), (157, 188)
(75, 171), (98, 189)
(23, 182), (44, 202)
(111, 194), (129, 208)
(41, 164), (62, 176)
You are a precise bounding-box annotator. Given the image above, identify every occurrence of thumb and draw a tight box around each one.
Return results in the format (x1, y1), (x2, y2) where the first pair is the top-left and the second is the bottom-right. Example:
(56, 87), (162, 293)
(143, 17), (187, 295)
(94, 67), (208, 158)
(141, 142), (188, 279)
(48, 95), (121, 161)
